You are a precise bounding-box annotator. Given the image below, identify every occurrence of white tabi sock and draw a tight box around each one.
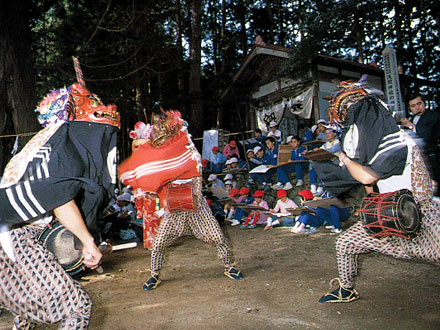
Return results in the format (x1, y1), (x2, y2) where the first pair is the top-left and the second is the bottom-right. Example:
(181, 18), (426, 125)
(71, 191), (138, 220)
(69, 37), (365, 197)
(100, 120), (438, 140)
(267, 217), (273, 226)
(271, 219), (280, 226)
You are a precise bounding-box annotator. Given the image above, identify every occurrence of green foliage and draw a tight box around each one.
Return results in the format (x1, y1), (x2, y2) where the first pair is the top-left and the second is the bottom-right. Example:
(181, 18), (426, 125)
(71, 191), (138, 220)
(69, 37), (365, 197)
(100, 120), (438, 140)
(26, 0), (440, 135)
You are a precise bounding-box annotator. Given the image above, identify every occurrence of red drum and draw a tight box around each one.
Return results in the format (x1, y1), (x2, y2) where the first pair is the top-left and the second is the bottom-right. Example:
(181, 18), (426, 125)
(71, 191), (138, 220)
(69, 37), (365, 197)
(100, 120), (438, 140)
(358, 189), (421, 239)
(166, 181), (197, 213)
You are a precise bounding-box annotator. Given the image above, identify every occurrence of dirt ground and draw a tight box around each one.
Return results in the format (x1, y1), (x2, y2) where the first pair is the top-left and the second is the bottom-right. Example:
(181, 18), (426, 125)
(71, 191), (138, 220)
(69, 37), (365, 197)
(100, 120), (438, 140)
(1, 217), (439, 330)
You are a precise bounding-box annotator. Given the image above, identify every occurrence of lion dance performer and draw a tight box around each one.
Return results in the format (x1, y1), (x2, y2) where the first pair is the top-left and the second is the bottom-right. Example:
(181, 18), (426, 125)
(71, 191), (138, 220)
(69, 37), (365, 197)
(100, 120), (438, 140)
(314, 80), (439, 303)
(119, 110), (243, 290)
(0, 57), (120, 328)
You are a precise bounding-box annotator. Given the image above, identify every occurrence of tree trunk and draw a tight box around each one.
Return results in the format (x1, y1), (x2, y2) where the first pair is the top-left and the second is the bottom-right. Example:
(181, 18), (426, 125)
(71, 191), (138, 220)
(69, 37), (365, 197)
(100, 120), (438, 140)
(0, 2), (39, 172)
(175, 0), (187, 117)
(189, 0), (203, 139)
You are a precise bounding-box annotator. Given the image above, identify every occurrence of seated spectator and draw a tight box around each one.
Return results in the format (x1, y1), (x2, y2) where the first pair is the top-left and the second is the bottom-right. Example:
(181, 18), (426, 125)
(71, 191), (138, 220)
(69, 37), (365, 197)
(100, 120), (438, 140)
(315, 119), (327, 141)
(267, 121), (282, 144)
(254, 128), (266, 147)
(265, 189), (298, 230)
(208, 146), (227, 173)
(231, 187), (255, 226)
(272, 135), (308, 191)
(262, 136), (279, 190)
(208, 174), (225, 189)
(103, 192), (139, 241)
(246, 148), (255, 162)
(317, 127), (342, 155)
(224, 173), (237, 187)
(224, 188), (239, 222)
(309, 127), (342, 195)
(240, 190), (269, 229)
(223, 139), (241, 159)
(292, 189), (350, 235)
(248, 146), (266, 187)
(298, 124), (314, 144)
(202, 158), (210, 172)
(224, 180), (233, 192)
(230, 157), (248, 170)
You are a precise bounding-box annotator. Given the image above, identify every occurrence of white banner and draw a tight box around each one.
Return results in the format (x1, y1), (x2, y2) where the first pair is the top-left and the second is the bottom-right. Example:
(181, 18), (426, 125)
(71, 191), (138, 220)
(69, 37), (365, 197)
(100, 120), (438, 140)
(256, 86), (314, 134)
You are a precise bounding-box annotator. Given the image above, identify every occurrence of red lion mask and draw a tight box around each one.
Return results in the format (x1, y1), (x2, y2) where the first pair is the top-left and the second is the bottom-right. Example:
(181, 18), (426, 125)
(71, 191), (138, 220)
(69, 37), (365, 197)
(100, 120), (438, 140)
(69, 83), (121, 129)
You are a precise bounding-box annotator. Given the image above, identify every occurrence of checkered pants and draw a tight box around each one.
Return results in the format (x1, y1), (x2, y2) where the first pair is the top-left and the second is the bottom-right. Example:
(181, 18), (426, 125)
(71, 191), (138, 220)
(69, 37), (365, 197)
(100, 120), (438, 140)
(0, 226), (92, 329)
(336, 145), (440, 288)
(150, 179), (234, 276)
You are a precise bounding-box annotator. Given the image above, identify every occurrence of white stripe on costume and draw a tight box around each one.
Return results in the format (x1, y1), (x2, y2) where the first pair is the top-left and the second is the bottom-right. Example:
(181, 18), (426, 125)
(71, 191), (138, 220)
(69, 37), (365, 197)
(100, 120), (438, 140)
(15, 184), (38, 218)
(120, 149), (195, 181)
(6, 188), (28, 221)
(24, 181), (46, 214)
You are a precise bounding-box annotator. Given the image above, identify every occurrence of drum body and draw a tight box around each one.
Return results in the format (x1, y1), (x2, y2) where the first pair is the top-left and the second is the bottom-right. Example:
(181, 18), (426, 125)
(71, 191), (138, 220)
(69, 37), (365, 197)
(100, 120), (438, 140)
(166, 181), (197, 213)
(38, 221), (84, 276)
(358, 189), (421, 239)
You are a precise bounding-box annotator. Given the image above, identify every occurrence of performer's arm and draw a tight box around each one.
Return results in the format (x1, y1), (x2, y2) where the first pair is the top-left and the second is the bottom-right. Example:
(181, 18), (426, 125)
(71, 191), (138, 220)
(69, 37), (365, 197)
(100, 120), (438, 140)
(338, 152), (379, 185)
(54, 200), (102, 269)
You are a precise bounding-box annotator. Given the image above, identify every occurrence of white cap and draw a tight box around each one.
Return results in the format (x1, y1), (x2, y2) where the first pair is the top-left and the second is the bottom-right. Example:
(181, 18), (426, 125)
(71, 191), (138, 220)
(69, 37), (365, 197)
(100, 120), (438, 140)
(269, 121), (277, 128)
(225, 159), (232, 165)
(225, 173), (233, 180)
(286, 135), (293, 143)
(225, 180), (233, 185)
(317, 119), (326, 125)
(311, 124), (317, 134)
(246, 149), (254, 154)
(230, 157), (238, 163)
(253, 146), (262, 154)
(208, 174), (217, 181)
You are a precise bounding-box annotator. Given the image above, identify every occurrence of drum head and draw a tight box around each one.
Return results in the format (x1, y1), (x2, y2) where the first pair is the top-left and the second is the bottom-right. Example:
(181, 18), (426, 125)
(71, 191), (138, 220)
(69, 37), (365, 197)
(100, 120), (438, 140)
(38, 222), (84, 276)
(396, 192), (421, 235)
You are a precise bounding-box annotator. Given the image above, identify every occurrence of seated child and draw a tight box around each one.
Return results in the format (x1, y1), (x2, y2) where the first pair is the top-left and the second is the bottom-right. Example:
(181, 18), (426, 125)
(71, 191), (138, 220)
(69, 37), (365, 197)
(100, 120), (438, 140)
(292, 189), (351, 234)
(224, 188), (239, 222)
(309, 127), (342, 195)
(224, 173), (237, 188)
(231, 187), (255, 226)
(265, 189), (298, 230)
(231, 157), (248, 170)
(248, 146), (266, 186)
(209, 146), (227, 173)
(272, 135), (308, 191)
(262, 136), (279, 190)
(208, 173), (225, 189)
(240, 190), (269, 229)
(224, 180), (233, 192)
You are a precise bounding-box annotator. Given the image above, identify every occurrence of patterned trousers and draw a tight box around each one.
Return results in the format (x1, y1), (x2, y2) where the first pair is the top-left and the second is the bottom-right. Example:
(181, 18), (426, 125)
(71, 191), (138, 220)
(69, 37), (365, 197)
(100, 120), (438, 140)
(336, 140), (440, 288)
(336, 198), (440, 288)
(150, 193), (234, 277)
(0, 226), (92, 329)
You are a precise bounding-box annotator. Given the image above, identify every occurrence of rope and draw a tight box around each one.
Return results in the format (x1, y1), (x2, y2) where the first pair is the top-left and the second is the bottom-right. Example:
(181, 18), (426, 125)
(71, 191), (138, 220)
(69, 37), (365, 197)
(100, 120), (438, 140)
(0, 132), (38, 139)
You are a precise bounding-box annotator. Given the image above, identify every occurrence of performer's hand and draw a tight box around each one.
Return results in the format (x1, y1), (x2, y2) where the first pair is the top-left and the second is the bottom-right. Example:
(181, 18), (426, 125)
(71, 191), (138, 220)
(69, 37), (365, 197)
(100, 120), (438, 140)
(82, 241), (102, 269)
(338, 152), (348, 162)
(399, 118), (413, 129)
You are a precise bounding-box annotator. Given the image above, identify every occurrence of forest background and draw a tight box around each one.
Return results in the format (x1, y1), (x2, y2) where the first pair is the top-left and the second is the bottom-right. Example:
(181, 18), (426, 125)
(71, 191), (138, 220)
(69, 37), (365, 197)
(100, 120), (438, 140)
(0, 0), (439, 172)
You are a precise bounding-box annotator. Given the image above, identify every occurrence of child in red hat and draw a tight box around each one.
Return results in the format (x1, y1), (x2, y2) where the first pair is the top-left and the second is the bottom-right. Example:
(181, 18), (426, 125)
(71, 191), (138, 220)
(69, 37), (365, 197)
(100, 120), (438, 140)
(292, 189), (350, 235)
(240, 190), (269, 229)
(231, 187), (254, 226)
(224, 188), (240, 222)
(208, 146), (227, 173)
(265, 189), (298, 230)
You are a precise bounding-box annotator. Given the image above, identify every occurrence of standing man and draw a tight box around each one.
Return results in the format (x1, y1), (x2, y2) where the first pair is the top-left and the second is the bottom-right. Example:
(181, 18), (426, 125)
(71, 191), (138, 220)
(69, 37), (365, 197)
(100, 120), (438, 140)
(400, 94), (440, 193)
(316, 81), (439, 303)
(119, 111), (243, 291)
(0, 75), (119, 328)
